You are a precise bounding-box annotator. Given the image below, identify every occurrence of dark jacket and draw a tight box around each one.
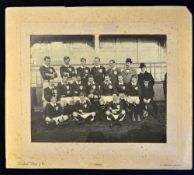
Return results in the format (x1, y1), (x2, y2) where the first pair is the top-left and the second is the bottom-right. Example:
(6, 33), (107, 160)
(57, 82), (73, 97)
(101, 81), (116, 96)
(75, 100), (92, 113)
(108, 100), (125, 115)
(76, 66), (90, 83)
(138, 71), (155, 87)
(60, 65), (76, 78)
(71, 82), (86, 96)
(106, 67), (121, 86)
(40, 65), (57, 81)
(44, 103), (62, 118)
(115, 81), (127, 94)
(85, 81), (101, 97)
(91, 66), (106, 85)
(44, 86), (59, 102)
(127, 82), (141, 96)
(141, 85), (155, 100)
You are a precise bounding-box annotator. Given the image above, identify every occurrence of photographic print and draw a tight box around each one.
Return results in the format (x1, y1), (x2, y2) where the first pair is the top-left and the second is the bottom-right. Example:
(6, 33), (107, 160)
(31, 34), (167, 143)
(6, 7), (192, 169)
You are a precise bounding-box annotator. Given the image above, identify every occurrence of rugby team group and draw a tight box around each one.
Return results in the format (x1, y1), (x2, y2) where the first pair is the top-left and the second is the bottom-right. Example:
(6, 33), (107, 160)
(39, 56), (161, 128)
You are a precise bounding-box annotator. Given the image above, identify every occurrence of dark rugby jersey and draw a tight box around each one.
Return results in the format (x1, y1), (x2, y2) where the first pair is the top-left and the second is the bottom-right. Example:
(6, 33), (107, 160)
(39, 65), (57, 81)
(60, 65), (76, 78)
(85, 81), (101, 96)
(44, 86), (59, 102)
(115, 81), (127, 94)
(101, 81), (115, 96)
(57, 82), (73, 97)
(127, 82), (141, 97)
(44, 102), (62, 118)
(108, 100), (124, 115)
(71, 82), (85, 96)
(106, 67), (121, 85)
(91, 66), (106, 85)
(76, 66), (90, 82)
(75, 100), (92, 113)
(62, 104), (75, 115)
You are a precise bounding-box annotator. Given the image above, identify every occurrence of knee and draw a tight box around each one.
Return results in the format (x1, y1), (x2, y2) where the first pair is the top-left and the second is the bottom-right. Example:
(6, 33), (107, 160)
(106, 110), (111, 116)
(91, 112), (96, 117)
(72, 112), (78, 117)
(121, 110), (126, 115)
(45, 117), (52, 123)
(58, 116), (64, 123)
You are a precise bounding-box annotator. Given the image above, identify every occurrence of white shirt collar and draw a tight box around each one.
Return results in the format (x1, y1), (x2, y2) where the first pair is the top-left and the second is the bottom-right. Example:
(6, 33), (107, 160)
(113, 100), (120, 104)
(43, 63), (50, 68)
(50, 102), (57, 106)
(48, 86), (54, 89)
(95, 65), (100, 68)
(132, 82), (137, 86)
(64, 64), (70, 67)
(88, 81), (95, 85)
(80, 99), (87, 104)
(104, 80), (111, 84)
(118, 81), (124, 85)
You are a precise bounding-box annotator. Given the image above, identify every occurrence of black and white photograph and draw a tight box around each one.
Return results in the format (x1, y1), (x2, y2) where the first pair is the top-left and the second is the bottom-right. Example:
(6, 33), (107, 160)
(31, 34), (167, 142)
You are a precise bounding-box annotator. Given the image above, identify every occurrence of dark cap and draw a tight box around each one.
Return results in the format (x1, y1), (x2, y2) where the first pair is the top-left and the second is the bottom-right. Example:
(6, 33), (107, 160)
(125, 58), (132, 63)
(140, 63), (146, 68)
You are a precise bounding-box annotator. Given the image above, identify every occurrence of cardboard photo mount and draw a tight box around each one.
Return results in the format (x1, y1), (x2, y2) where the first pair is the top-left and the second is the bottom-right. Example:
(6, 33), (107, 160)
(6, 7), (192, 169)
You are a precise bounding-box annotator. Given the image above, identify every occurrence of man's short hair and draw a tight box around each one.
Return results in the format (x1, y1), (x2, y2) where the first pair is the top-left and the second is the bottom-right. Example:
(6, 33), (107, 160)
(64, 56), (70, 61)
(94, 57), (100, 61)
(80, 57), (86, 62)
(44, 56), (51, 61)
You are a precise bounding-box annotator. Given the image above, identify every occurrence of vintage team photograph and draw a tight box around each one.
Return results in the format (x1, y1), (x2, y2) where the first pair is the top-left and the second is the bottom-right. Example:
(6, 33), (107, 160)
(31, 34), (167, 142)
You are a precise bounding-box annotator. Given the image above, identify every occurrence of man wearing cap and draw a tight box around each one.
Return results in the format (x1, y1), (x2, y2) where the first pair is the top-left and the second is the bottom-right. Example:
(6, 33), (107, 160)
(106, 59), (121, 86)
(91, 57), (106, 87)
(138, 63), (157, 116)
(140, 77), (156, 118)
(121, 58), (138, 84)
(105, 94), (126, 128)
(76, 58), (91, 85)
(60, 56), (76, 78)
(138, 63), (155, 88)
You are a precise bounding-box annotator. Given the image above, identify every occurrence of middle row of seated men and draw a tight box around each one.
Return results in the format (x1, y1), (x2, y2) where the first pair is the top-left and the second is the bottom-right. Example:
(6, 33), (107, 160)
(44, 73), (157, 128)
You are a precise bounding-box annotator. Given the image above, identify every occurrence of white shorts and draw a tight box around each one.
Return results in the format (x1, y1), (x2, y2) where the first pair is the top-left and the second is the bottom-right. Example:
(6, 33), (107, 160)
(73, 96), (90, 103)
(101, 96), (113, 103)
(118, 93), (127, 100)
(60, 97), (74, 105)
(127, 96), (140, 104)
(45, 115), (69, 125)
(106, 110), (126, 121)
(73, 112), (95, 120)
